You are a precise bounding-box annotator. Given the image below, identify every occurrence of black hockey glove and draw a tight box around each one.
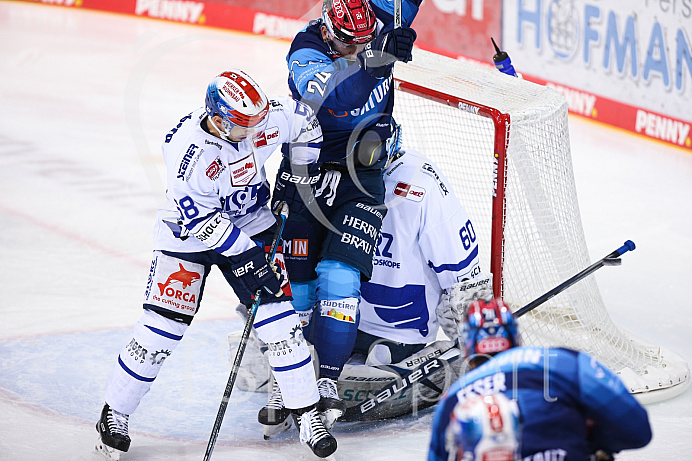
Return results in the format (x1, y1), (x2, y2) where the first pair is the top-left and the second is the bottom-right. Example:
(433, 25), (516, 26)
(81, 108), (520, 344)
(358, 27), (417, 78)
(230, 246), (284, 297)
(272, 157), (321, 218)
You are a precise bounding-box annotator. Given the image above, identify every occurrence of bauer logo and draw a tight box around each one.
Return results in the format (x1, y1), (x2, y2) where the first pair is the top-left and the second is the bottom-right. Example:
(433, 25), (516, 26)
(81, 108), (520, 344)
(206, 157), (225, 181)
(393, 182), (425, 202)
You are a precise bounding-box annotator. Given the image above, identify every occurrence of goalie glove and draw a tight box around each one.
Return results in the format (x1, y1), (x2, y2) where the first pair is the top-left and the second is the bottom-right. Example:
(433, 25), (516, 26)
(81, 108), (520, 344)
(436, 272), (493, 341)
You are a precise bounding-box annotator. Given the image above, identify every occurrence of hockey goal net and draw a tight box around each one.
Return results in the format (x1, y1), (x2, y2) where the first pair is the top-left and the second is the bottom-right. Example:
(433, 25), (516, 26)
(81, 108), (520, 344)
(392, 50), (689, 403)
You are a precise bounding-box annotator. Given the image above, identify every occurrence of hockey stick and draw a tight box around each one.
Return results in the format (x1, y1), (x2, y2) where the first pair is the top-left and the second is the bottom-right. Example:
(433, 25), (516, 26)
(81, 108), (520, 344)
(394, 0), (402, 29)
(351, 240), (636, 419)
(513, 240), (635, 318)
(203, 202), (289, 461)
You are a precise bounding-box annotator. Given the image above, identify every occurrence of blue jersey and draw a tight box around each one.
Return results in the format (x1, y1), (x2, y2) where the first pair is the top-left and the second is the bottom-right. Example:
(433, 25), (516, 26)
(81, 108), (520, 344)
(286, 0), (420, 163)
(428, 347), (652, 461)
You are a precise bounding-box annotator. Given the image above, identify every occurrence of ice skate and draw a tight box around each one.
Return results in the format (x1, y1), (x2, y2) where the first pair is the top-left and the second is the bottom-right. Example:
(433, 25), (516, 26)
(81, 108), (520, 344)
(293, 406), (337, 458)
(316, 377), (346, 430)
(95, 403), (130, 460)
(258, 378), (293, 439)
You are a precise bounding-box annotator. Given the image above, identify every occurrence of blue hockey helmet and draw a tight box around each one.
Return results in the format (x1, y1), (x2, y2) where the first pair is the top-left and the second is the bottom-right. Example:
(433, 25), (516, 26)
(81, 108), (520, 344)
(447, 393), (521, 461)
(205, 70), (269, 139)
(462, 298), (520, 359)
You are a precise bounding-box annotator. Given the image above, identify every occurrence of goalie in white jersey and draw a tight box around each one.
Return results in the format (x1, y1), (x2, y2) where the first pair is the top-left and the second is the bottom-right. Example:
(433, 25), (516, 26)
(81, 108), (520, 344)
(353, 123), (493, 366)
(96, 70), (338, 460)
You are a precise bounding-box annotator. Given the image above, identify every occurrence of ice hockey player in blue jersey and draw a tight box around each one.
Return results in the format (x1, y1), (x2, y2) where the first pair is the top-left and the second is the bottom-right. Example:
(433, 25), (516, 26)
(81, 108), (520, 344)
(95, 70), (337, 460)
(428, 298), (652, 461)
(268, 0), (422, 431)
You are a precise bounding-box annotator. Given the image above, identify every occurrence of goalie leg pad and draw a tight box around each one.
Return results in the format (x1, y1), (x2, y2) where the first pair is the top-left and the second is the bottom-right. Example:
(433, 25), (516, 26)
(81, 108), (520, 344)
(254, 301), (319, 409)
(104, 309), (187, 415)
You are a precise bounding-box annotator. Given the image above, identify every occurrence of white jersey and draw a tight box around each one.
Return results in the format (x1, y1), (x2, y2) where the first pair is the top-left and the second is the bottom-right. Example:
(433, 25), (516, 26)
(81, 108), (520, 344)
(153, 96), (321, 257)
(358, 149), (482, 344)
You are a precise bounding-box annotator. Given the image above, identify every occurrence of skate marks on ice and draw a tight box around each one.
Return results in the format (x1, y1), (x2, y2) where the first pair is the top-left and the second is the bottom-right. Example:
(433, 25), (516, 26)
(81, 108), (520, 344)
(0, 318), (434, 458)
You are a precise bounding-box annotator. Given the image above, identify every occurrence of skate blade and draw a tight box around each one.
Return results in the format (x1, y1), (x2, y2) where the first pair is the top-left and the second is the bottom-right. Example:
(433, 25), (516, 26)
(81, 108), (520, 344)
(95, 438), (123, 460)
(262, 417), (293, 440)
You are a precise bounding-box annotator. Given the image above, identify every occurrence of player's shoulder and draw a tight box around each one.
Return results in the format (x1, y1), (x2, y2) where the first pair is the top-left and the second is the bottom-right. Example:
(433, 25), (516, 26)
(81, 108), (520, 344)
(385, 149), (453, 199)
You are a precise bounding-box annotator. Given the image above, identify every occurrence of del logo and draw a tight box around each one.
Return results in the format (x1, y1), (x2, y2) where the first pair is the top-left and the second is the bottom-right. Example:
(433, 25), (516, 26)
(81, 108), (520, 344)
(229, 153), (257, 187)
(393, 182), (425, 202)
(206, 157), (225, 181)
(253, 127), (280, 148)
(157, 263), (201, 302)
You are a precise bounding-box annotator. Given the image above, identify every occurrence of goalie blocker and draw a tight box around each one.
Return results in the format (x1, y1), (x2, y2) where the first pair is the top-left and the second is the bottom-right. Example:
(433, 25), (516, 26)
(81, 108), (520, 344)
(228, 325), (465, 421)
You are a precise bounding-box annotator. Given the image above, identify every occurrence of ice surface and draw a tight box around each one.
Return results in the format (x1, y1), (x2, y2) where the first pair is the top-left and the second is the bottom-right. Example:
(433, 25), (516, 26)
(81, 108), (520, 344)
(1, 3), (690, 460)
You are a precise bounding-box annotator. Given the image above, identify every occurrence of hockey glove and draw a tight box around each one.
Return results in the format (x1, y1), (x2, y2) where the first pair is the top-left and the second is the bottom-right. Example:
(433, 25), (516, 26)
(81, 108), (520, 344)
(231, 246), (284, 297)
(358, 27), (417, 78)
(436, 272), (493, 341)
(273, 158), (321, 218)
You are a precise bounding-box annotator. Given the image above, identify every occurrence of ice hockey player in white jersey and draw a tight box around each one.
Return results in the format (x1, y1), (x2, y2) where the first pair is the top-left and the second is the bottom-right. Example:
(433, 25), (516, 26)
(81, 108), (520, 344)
(95, 70), (338, 460)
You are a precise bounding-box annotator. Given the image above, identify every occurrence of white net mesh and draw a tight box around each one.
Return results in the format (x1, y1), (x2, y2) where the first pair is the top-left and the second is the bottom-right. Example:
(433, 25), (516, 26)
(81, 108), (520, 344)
(392, 50), (689, 401)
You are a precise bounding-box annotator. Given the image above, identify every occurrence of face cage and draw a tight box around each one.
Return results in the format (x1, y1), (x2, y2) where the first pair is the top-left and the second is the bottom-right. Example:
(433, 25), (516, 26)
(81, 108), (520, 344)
(322, 9), (375, 46)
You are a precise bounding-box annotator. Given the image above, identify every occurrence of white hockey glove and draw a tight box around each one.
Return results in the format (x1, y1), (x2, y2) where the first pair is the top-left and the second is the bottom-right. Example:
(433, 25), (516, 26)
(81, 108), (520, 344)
(436, 272), (494, 341)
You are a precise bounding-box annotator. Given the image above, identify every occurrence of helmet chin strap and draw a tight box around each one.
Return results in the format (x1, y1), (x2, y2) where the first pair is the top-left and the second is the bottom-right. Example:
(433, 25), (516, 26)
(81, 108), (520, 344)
(209, 115), (237, 142)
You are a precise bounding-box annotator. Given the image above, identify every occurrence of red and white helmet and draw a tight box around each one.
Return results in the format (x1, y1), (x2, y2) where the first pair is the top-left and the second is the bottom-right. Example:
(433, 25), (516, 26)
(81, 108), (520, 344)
(322, 0), (377, 45)
(205, 70), (269, 139)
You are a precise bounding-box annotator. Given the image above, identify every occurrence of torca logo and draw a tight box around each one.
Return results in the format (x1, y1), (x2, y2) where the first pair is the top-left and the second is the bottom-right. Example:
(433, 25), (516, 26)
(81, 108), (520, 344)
(157, 263), (201, 296)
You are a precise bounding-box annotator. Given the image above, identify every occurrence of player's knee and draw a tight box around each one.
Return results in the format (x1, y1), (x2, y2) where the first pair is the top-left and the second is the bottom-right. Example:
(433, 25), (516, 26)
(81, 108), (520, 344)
(315, 259), (361, 299)
(253, 301), (302, 344)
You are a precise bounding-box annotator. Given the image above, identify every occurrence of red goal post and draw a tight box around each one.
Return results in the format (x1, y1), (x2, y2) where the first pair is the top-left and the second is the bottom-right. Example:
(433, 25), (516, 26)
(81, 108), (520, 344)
(391, 50), (690, 403)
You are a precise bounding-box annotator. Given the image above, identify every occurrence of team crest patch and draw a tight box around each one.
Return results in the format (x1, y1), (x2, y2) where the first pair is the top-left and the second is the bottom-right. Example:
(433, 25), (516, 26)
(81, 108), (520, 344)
(206, 156), (226, 181)
(252, 126), (279, 148)
(229, 153), (257, 186)
(393, 182), (425, 202)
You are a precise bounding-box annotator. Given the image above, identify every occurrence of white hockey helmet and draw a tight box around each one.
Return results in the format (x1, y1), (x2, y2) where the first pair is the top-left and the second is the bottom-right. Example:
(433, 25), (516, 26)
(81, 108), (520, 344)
(446, 393), (520, 461)
(205, 69), (269, 140)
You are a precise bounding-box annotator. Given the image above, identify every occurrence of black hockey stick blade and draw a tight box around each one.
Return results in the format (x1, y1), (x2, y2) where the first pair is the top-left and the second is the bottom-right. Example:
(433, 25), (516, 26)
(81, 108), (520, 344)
(203, 202), (289, 461)
(353, 240), (635, 419)
(513, 240), (635, 318)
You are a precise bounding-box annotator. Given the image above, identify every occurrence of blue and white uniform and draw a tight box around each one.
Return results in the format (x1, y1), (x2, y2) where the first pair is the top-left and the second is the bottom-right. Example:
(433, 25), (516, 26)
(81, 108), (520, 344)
(359, 149), (482, 346)
(428, 347), (652, 461)
(104, 96), (323, 416)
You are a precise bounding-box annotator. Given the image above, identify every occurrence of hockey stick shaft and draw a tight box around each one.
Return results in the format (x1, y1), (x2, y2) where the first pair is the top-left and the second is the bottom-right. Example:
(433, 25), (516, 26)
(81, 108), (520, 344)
(203, 202), (289, 461)
(354, 240), (636, 418)
(394, 0), (402, 29)
(513, 240), (635, 318)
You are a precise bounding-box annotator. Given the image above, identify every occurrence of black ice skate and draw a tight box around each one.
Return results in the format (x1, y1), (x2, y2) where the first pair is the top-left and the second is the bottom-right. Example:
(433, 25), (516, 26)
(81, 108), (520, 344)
(293, 406), (337, 458)
(258, 378), (293, 439)
(95, 403), (130, 460)
(316, 377), (346, 430)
